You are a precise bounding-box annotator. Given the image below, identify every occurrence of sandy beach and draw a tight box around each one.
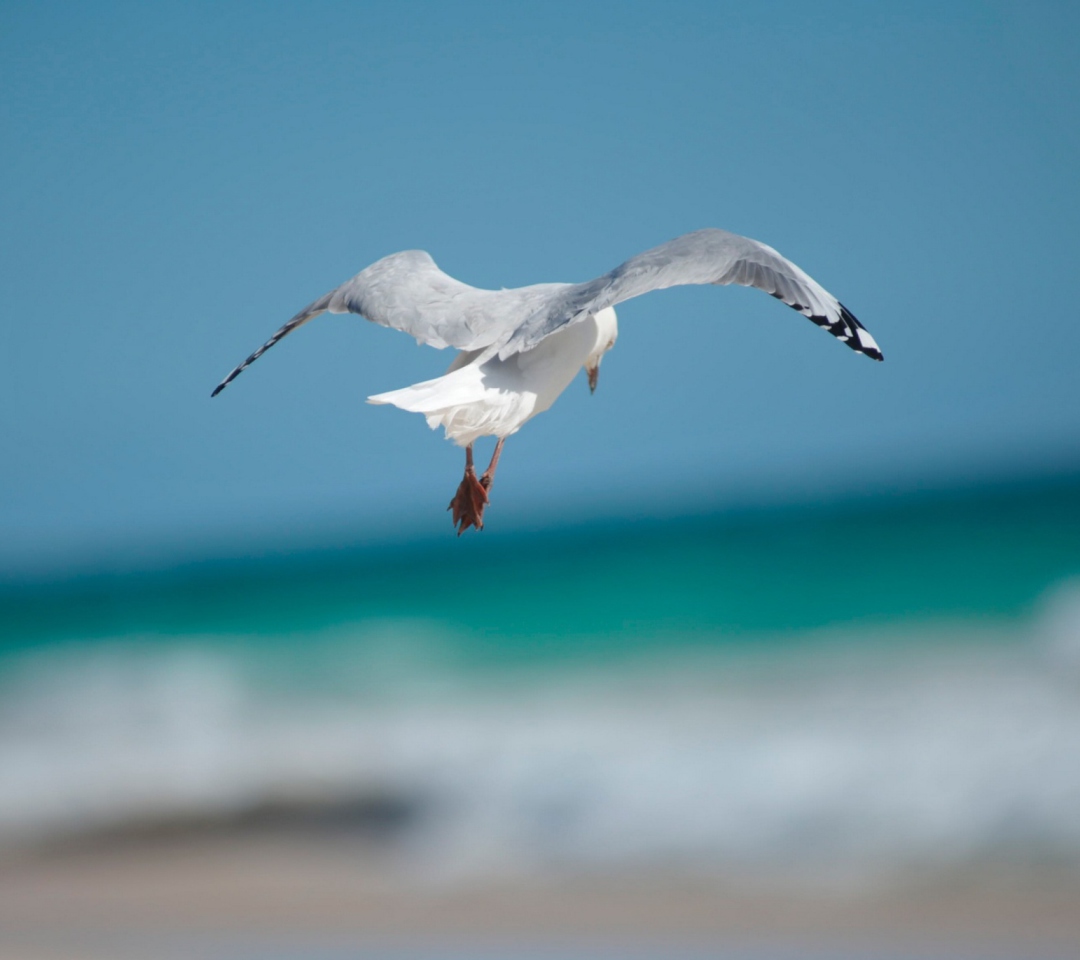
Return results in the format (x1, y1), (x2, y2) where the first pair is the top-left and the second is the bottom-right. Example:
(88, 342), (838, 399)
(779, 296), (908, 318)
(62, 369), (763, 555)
(2, 825), (1079, 960)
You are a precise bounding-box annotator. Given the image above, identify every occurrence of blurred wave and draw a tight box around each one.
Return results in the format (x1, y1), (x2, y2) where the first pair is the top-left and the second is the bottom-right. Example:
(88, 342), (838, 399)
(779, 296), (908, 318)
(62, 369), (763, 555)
(1, 606), (1080, 882)
(2, 476), (1080, 885)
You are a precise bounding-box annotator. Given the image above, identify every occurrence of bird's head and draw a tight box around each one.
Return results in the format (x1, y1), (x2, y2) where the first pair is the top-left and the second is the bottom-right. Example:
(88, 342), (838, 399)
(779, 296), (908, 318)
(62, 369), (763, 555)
(584, 307), (619, 394)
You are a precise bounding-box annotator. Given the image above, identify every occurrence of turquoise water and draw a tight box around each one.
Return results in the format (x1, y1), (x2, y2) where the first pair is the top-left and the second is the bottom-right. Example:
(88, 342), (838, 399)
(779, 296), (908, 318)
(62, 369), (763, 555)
(4, 474), (1080, 662)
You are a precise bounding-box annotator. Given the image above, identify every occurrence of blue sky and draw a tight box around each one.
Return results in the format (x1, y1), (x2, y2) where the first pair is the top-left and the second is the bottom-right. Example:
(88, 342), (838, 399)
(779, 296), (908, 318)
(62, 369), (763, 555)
(2, 1), (1078, 569)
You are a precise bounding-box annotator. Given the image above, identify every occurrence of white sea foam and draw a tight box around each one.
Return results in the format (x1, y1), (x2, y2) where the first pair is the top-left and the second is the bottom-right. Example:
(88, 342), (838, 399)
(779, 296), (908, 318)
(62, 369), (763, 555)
(2, 603), (1080, 883)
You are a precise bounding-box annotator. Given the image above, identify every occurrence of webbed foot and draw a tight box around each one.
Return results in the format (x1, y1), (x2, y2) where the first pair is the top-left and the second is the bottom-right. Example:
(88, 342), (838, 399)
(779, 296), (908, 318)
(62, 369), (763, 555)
(448, 440), (505, 535)
(448, 462), (489, 534)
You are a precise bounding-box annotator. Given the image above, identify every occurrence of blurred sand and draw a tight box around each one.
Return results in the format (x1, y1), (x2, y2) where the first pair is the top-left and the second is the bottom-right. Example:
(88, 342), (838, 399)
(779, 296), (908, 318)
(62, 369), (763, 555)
(1, 829), (1079, 960)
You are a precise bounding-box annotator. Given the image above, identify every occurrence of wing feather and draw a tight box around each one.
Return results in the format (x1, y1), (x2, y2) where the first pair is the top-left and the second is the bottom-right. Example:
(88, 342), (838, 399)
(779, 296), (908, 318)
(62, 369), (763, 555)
(210, 291), (334, 397)
(211, 252), (567, 396)
(490, 228), (882, 362)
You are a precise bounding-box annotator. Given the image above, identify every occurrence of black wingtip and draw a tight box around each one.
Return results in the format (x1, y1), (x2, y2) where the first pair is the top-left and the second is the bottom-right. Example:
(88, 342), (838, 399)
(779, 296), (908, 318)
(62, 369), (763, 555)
(777, 296), (883, 363)
(211, 369), (240, 397)
(838, 303), (884, 363)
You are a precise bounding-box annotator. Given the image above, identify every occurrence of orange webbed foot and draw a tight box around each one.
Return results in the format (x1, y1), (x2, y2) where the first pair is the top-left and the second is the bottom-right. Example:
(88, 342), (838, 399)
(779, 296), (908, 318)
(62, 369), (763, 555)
(448, 465), (489, 535)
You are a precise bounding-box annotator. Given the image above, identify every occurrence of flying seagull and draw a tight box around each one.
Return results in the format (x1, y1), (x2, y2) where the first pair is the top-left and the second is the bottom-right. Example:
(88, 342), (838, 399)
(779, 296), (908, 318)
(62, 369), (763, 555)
(212, 228), (882, 534)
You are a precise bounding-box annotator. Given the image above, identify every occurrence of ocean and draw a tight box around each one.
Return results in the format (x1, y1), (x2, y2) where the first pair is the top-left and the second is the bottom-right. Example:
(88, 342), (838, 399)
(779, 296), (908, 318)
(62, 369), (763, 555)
(2, 473), (1080, 884)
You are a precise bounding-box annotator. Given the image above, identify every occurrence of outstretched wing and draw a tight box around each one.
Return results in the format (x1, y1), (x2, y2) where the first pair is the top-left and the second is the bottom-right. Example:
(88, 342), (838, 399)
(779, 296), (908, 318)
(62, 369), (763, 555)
(489, 228), (882, 362)
(211, 249), (561, 397)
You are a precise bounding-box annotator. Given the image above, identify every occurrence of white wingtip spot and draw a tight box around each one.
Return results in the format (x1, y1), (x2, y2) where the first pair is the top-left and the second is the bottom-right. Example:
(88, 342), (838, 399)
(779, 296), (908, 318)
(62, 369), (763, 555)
(856, 327), (880, 351)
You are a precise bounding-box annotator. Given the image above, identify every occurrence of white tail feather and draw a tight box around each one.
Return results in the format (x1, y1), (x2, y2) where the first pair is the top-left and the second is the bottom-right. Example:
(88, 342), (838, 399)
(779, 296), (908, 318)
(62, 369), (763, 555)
(368, 364), (536, 447)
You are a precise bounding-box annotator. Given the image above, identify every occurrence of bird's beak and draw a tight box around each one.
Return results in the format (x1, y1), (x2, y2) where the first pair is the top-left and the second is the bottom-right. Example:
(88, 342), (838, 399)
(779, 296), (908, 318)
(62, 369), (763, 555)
(587, 364), (599, 394)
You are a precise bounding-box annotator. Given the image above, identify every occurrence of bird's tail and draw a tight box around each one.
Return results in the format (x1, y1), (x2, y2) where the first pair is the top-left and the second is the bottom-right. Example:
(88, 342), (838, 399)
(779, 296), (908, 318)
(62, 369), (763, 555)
(367, 363), (487, 414)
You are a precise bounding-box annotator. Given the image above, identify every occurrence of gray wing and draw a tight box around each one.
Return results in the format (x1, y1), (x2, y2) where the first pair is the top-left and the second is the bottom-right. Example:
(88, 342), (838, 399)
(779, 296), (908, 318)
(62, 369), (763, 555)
(211, 249), (562, 397)
(488, 228), (882, 362)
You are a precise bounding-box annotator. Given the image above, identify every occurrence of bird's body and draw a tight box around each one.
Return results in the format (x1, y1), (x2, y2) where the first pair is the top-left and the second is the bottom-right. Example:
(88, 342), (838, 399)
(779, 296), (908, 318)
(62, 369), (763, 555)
(369, 307), (618, 446)
(213, 228), (882, 533)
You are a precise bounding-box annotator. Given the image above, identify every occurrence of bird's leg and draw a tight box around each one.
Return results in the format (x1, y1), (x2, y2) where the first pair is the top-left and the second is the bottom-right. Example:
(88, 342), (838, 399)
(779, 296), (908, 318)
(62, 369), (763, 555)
(480, 438), (505, 491)
(448, 444), (490, 535)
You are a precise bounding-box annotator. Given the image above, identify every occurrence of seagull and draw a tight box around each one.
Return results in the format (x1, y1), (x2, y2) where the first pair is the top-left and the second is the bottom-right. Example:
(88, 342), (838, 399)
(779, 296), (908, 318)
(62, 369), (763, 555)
(212, 228), (882, 534)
